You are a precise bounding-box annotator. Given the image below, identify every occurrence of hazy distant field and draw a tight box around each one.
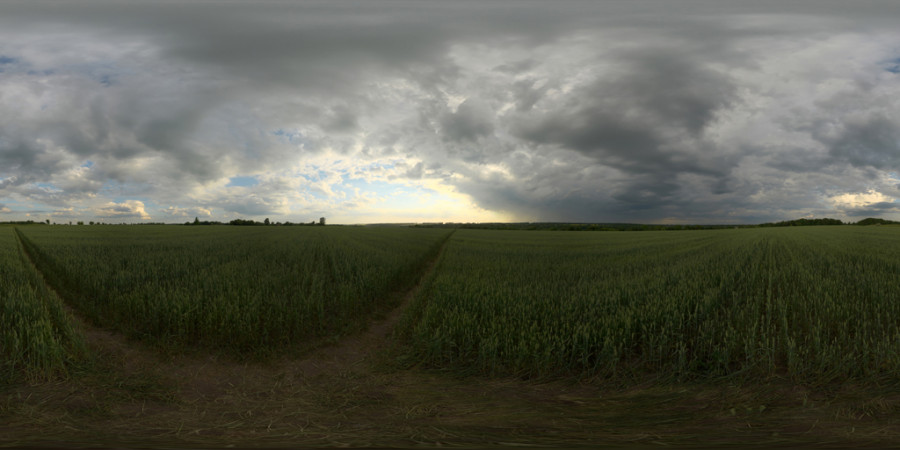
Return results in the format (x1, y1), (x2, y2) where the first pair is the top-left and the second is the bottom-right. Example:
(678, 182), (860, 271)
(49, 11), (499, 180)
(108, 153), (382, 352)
(5, 224), (900, 385)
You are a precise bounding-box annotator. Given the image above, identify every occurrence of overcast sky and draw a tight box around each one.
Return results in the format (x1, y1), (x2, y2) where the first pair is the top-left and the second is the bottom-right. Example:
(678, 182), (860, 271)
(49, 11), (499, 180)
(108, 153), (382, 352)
(2, 0), (900, 224)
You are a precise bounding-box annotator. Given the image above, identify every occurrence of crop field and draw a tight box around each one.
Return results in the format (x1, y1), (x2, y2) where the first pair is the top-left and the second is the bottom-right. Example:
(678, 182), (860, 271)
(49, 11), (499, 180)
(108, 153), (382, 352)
(15, 225), (452, 355)
(0, 227), (84, 383)
(5, 224), (900, 383)
(4, 224), (900, 446)
(401, 227), (900, 383)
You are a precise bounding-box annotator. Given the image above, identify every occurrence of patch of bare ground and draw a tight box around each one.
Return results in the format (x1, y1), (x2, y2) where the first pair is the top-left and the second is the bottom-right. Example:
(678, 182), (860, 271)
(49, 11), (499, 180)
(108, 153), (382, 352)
(5, 232), (900, 448)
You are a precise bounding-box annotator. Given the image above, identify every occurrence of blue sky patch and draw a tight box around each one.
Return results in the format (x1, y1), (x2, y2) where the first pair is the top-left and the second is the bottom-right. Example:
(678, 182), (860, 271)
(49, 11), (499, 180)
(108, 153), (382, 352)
(110, 196), (151, 205)
(0, 56), (16, 65)
(227, 176), (259, 187)
(271, 128), (315, 147)
(300, 169), (331, 182)
(886, 58), (900, 74)
(35, 182), (62, 192)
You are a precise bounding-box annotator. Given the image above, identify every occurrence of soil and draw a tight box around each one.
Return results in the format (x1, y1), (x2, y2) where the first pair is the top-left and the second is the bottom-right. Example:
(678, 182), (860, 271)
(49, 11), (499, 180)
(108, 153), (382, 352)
(4, 234), (900, 448)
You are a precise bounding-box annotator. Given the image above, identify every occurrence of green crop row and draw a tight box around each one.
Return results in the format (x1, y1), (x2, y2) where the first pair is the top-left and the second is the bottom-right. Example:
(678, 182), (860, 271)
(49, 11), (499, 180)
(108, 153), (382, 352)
(0, 227), (85, 383)
(400, 227), (900, 383)
(17, 225), (451, 356)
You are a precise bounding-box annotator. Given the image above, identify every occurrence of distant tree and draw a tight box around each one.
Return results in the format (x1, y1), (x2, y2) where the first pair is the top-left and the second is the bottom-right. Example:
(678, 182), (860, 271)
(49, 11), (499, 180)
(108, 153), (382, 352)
(856, 217), (899, 226)
(229, 218), (260, 226)
(264, 218), (270, 225)
(194, 217), (200, 225)
(77, 221), (84, 225)
(759, 218), (843, 227)
(89, 221), (94, 225)
(45, 219), (50, 225)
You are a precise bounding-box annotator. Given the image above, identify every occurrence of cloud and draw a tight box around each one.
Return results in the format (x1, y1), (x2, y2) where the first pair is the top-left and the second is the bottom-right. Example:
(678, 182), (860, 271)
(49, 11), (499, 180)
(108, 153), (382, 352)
(440, 99), (495, 142)
(512, 50), (736, 173)
(50, 207), (76, 218)
(218, 194), (289, 217)
(162, 206), (212, 218)
(321, 105), (360, 134)
(2, 1), (900, 223)
(830, 189), (893, 208)
(829, 189), (898, 219)
(95, 200), (150, 220)
(817, 113), (900, 170)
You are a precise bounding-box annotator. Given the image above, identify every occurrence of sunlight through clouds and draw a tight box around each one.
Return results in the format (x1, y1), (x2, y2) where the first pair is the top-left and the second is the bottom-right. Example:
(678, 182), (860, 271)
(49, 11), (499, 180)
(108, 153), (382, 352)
(830, 189), (894, 208)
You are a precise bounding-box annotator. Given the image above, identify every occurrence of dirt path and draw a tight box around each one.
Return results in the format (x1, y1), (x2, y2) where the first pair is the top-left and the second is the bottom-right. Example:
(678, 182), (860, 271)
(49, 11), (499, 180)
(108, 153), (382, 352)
(283, 230), (449, 376)
(6, 229), (900, 448)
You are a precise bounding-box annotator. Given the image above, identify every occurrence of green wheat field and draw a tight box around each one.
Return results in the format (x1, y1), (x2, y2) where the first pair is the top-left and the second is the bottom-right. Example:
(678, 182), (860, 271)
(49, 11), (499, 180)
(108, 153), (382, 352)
(4, 224), (900, 386)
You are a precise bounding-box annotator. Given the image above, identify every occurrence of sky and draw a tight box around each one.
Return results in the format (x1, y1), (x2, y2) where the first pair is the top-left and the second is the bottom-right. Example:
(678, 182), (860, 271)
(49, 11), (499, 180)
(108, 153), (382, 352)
(2, 0), (900, 224)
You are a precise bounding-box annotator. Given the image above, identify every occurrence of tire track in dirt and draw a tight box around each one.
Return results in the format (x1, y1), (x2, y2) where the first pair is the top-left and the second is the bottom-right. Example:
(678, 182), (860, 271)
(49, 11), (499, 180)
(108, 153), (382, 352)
(14, 227), (158, 376)
(284, 228), (455, 376)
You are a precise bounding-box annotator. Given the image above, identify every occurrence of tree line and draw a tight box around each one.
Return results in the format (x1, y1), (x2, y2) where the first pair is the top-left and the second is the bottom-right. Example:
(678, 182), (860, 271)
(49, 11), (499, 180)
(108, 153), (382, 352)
(185, 217), (324, 226)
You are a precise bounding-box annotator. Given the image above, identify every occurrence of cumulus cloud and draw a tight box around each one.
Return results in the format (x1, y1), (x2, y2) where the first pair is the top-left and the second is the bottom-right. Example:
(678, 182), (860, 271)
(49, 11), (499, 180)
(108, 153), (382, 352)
(162, 206), (212, 218)
(831, 189), (893, 208)
(828, 189), (899, 218)
(95, 200), (151, 220)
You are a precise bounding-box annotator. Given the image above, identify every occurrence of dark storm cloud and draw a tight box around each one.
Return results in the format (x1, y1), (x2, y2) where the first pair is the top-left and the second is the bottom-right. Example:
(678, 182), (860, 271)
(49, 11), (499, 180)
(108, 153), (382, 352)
(2, 0), (900, 222)
(321, 105), (360, 134)
(515, 51), (735, 165)
(817, 114), (900, 170)
(507, 48), (739, 217)
(440, 99), (495, 142)
(0, 0), (588, 92)
(508, 78), (547, 112)
(848, 201), (898, 213)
